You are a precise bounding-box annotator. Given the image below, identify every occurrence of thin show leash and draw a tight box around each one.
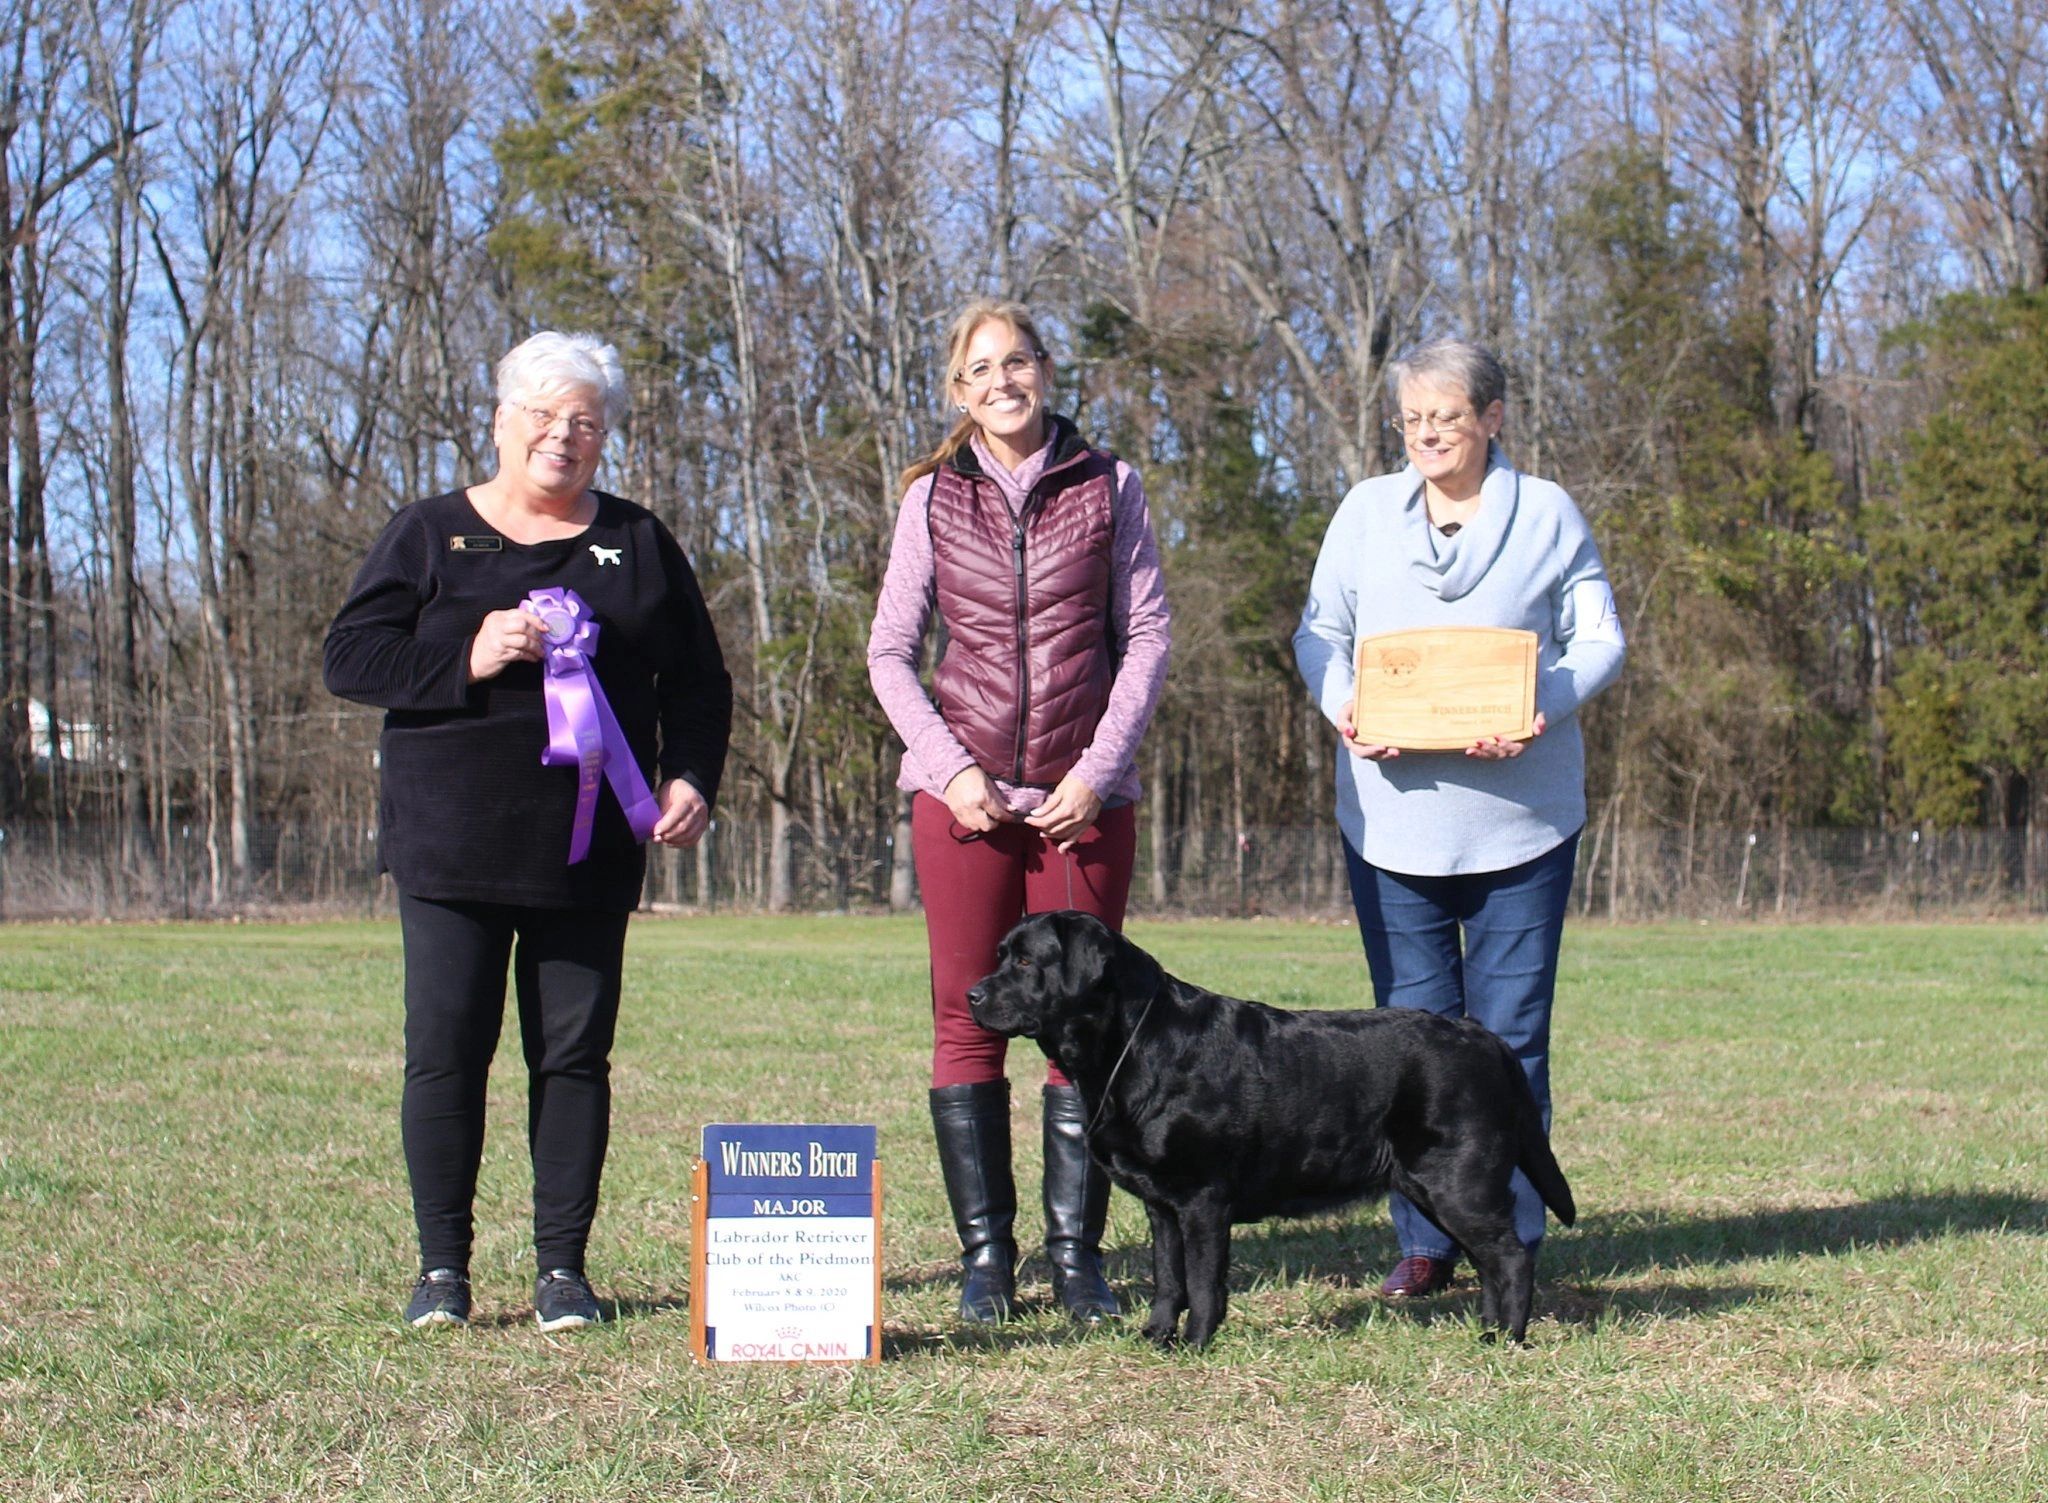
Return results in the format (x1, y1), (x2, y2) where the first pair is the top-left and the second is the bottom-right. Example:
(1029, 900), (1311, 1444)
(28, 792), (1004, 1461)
(1050, 843), (1156, 1137)
(1085, 986), (1157, 1136)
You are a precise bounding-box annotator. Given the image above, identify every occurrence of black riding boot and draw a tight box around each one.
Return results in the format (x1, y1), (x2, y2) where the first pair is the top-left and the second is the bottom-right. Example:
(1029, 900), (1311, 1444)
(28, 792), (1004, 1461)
(1042, 1083), (1119, 1323)
(930, 1081), (1017, 1324)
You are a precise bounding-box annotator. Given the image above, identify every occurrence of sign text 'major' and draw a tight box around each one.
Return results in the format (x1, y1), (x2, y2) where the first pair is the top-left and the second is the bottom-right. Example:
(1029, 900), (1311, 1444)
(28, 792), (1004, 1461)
(718, 1140), (863, 1179)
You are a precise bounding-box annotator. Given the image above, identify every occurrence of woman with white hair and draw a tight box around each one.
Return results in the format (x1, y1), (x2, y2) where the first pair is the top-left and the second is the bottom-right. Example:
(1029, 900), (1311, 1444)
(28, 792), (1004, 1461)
(325, 331), (731, 1331)
(1293, 337), (1624, 1305)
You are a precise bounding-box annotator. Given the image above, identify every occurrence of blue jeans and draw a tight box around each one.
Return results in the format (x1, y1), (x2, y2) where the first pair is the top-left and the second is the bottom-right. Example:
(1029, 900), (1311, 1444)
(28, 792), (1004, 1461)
(1343, 831), (1580, 1259)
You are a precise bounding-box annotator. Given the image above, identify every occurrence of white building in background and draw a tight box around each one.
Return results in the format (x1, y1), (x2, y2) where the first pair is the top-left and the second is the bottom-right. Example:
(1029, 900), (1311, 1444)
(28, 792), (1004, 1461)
(28, 698), (107, 766)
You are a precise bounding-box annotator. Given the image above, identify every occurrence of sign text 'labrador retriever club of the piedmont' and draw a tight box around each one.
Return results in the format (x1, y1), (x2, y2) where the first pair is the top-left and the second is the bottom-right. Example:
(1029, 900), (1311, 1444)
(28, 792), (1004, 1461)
(691, 1123), (882, 1364)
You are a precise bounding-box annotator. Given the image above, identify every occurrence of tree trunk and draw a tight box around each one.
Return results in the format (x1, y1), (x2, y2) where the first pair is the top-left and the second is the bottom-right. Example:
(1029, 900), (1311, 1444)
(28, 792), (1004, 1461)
(1148, 738), (1168, 907)
(890, 789), (917, 912)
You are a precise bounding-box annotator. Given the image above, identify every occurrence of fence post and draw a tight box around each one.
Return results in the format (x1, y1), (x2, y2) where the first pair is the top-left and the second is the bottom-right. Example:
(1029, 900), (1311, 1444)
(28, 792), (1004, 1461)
(1908, 827), (1921, 912)
(704, 820), (717, 912)
(2, 819), (2042, 918)
(1235, 830), (1248, 918)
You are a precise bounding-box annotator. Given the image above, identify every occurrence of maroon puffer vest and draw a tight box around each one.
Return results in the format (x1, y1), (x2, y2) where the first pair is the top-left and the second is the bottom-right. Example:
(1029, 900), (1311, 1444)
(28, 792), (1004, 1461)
(928, 420), (1118, 786)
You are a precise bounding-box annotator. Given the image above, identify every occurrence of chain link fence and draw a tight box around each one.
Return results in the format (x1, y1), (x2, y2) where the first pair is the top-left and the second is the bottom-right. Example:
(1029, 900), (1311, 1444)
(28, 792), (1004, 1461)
(1, 818), (2044, 921)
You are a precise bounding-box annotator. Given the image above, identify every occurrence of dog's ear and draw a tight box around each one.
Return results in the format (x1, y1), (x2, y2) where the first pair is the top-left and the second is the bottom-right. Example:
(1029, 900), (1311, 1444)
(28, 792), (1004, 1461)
(1106, 927), (1163, 1010)
(1041, 914), (1162, 1077)
(1052, 911), (1158, 1008)
(1036, 913), (1124, 1073)
(1051, 910), (1117, 1003)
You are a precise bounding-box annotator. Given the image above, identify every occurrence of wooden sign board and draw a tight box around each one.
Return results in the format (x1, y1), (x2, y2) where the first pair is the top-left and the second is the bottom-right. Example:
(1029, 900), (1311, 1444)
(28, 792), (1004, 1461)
(1351, 626), (1538, 750)
(690, 1124), (882, 1365)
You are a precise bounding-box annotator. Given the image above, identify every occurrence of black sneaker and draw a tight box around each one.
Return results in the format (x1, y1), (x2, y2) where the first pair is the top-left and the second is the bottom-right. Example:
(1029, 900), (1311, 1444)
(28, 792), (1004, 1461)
(405, 1268), (471, 1328)
(534, 1268), (604, 1331)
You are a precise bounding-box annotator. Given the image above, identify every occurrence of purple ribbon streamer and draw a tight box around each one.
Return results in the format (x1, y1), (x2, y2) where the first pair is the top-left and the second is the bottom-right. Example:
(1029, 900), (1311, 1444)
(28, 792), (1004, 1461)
(527, 587), (659, 863)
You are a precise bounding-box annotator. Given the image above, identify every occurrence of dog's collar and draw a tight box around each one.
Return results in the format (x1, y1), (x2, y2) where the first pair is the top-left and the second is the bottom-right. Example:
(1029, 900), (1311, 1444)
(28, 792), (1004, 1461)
(1085, 990), (1159, 1137)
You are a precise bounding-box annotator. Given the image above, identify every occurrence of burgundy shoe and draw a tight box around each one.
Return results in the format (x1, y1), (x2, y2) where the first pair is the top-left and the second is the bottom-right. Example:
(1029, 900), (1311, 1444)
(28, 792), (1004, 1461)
(1379, 1255), (1456, 1298)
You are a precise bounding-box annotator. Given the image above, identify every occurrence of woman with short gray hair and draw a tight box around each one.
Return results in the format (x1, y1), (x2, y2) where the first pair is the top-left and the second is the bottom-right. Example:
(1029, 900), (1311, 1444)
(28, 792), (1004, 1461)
(325, 330), (732, 1332)
(1387, 337), (1508, 417)
(1293, 336), (1624, 1307)
(495, 331), (632, 432)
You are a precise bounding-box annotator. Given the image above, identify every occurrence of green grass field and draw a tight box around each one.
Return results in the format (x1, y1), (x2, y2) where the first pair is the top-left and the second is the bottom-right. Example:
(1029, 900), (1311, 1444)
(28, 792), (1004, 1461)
(1, 914), (2043, 1501)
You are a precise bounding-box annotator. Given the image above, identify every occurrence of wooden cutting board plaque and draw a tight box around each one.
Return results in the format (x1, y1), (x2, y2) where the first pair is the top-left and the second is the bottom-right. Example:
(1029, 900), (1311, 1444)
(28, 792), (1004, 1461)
(1350, 626), (1537, 750)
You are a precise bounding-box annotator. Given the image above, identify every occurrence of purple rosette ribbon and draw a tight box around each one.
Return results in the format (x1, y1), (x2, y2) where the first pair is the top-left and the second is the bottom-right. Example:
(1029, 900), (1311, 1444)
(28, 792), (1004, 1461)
(526, 587), (659, 863)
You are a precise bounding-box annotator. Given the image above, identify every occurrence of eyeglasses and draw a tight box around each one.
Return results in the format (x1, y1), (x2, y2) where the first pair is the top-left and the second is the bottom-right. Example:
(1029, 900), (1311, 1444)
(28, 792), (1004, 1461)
(511, 402), (606, 442)
(957, 351), (1044, 390)
(1387, 409), (1474, 436)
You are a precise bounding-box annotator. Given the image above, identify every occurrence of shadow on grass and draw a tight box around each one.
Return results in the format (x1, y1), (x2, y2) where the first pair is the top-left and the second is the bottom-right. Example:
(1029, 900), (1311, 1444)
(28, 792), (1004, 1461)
(609, 1293), (692, 1322)
(880, 1315), (1123, 1360)
(1208, 1186), (2045, 1289)
(469, 1293), (689, 1331)
(1550, 1189), (2048, 1279)
(883, 1256), (962, 1295)
(881, 1256), (1152, 1357)
(1306, 1278), (1772, 1337)
(883, 1189), (2047, 1339)
(885, 1251), (1160, 1298)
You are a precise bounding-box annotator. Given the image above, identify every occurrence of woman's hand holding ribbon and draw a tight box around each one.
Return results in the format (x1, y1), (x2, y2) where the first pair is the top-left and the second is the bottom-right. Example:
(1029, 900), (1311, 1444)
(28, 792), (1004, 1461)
(468, 607), (544, 682)
(526, 587), (659, 862)
(652, 778), (710, 848)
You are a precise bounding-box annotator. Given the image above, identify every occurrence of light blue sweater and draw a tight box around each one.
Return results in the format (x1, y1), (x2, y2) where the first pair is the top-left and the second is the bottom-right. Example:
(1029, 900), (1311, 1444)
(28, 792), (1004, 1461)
(1293, 448), (1625, 877)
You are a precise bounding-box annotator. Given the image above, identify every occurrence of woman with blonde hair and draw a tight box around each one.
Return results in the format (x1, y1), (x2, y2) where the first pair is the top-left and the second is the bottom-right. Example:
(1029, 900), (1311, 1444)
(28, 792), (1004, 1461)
(868, 300), (1172, 1325)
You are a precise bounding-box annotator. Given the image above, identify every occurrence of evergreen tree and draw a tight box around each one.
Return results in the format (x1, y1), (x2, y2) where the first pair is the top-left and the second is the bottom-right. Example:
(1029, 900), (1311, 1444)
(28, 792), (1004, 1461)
(1876, 290), (2048, 828)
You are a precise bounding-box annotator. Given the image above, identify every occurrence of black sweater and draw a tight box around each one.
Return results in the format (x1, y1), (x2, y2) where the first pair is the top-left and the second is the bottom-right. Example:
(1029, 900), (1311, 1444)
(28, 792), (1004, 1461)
(323, 490), (733, 911)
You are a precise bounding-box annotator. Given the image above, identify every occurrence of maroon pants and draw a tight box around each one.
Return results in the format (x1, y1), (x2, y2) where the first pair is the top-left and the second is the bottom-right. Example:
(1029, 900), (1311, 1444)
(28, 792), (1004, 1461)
(912, 792), (1137, 1088)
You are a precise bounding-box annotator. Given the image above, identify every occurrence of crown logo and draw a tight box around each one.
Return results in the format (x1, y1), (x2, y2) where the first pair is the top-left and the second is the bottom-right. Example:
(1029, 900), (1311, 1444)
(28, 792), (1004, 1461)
(776, 1326), (802, 1340)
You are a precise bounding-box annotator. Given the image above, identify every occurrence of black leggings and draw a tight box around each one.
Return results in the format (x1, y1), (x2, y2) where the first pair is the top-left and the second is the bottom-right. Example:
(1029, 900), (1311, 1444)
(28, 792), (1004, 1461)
(397, 894), (630, 1274)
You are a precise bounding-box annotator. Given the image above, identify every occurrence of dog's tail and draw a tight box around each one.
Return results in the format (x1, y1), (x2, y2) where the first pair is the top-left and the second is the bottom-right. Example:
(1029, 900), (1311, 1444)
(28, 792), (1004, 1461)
(1510, 1062), (1576, 1227)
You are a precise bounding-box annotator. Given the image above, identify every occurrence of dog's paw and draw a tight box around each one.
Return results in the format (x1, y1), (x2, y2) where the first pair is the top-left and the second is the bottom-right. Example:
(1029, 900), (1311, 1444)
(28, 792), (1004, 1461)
(1141, 1319), (1181, 1349)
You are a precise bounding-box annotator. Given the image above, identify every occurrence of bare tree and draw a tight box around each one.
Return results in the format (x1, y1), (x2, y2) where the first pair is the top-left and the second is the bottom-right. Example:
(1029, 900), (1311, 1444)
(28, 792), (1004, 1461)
(147, 0), (343, 893)
(954, 0), (1061, 297)
(3, 0), (121, 817)
(1185, 0), (1429, 487)
(775, 0), (980, 908)
(1772, 0), (1901, 439)
(1889, 0), (2048, 292)
(74, 0), (173, 867)
(323, 0), (503, 516)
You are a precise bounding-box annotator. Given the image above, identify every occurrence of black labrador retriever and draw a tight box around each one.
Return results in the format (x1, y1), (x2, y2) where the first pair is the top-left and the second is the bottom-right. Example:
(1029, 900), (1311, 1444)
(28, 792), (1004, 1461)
(967, 910), (1575, 1348)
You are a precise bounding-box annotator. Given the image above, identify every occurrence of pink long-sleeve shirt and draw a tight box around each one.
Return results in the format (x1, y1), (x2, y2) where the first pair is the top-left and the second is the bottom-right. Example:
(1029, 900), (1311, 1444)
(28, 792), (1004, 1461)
(867, 432), (1172, 813)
